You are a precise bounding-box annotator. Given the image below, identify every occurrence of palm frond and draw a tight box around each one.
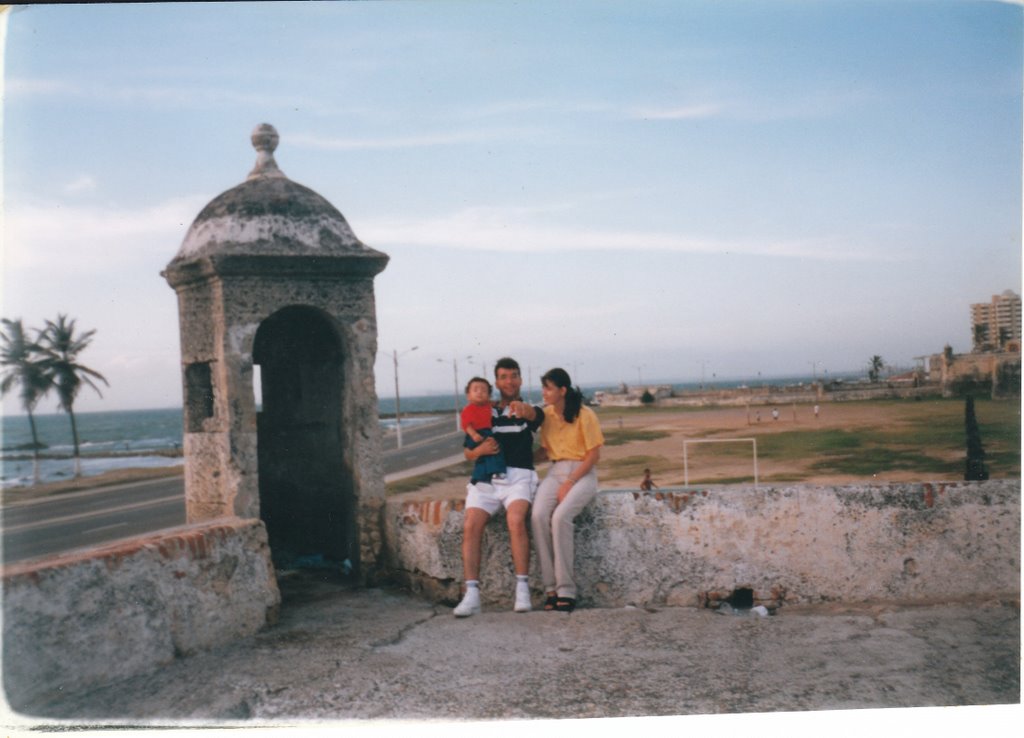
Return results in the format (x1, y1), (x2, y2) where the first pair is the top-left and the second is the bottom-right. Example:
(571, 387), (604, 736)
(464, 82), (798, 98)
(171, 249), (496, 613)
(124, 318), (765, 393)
(0, 317), (52, 406)
(36, 315), (107, 408)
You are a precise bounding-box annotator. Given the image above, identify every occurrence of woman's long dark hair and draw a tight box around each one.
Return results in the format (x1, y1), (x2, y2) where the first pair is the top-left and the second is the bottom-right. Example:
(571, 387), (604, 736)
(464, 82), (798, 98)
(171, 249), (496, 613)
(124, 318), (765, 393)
(542, 367), (584, 423)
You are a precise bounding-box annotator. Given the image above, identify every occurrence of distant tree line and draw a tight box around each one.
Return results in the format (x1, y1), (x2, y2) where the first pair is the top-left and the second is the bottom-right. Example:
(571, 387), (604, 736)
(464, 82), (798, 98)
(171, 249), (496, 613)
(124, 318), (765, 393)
(1, 315), (108, 483)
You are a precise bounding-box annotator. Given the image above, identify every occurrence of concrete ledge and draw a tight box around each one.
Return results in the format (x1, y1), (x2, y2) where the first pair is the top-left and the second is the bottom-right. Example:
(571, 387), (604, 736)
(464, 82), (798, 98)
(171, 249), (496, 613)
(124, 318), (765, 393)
(384, 480), (1020, 608)
(2, 517), (280, 709)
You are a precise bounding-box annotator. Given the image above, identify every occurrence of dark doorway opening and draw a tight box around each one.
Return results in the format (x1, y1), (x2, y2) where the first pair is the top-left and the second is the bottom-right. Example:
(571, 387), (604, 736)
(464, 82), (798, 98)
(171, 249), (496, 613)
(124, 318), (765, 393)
(725, 587), (754, 609)
(253, 306), (355, 573)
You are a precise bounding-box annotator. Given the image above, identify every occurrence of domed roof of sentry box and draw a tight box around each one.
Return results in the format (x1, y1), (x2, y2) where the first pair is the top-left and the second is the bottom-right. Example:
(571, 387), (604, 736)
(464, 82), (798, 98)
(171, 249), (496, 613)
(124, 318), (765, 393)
(168, 124), (387, 270)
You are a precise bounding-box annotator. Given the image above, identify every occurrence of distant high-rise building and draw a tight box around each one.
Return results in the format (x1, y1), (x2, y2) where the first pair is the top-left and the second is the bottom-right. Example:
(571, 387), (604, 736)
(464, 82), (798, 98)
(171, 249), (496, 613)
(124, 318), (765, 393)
(970, 290), (1021, 352)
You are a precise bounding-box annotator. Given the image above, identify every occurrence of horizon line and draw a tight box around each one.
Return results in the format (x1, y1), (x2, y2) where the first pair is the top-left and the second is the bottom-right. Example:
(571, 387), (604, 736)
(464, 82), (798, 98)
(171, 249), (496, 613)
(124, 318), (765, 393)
(2, 368), (882, 418)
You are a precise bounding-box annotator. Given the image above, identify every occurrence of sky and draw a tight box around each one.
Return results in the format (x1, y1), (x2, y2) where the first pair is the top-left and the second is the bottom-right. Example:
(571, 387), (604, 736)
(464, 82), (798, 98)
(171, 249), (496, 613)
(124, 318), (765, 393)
(1, 0), (1021, 414)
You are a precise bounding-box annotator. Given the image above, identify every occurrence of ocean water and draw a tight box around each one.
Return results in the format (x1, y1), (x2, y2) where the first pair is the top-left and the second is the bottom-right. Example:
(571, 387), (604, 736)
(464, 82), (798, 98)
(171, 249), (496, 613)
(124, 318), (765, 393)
(0, 399), (453, 489)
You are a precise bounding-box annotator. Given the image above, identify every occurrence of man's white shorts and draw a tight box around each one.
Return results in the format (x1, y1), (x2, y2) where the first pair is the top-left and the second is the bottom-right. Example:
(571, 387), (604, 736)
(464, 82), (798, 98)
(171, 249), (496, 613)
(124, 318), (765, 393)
(465, 466), (539, 516)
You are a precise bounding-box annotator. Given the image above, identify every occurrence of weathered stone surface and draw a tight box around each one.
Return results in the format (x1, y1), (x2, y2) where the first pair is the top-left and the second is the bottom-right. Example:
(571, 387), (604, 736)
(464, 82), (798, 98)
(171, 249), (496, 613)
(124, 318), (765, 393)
(12, 581), (1019, 722)
(161, 125), (388, 572)
(2, 518), (280, 708)
(182, 433), (233, 521)
(384, 480), (1020, 608)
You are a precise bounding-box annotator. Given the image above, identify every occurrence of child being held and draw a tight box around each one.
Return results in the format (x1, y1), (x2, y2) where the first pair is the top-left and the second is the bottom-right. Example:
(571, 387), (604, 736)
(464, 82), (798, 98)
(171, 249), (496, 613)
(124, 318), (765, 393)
(461, 377), (507, 483)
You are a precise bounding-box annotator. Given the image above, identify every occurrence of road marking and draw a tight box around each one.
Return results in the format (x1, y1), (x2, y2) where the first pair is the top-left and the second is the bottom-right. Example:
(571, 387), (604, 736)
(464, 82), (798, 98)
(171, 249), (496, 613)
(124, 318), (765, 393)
(1, 475), (183, 509)
(384, 455), (466, 483)
(383, 430), (462, 455)
(82, 522), (128, 535)
(0, 495), (183, 534)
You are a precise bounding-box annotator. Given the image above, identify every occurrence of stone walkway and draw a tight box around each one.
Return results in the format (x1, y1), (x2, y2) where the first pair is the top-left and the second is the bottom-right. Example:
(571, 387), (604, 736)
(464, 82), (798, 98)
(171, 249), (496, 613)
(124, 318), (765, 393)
(3, 573), (1019, 730)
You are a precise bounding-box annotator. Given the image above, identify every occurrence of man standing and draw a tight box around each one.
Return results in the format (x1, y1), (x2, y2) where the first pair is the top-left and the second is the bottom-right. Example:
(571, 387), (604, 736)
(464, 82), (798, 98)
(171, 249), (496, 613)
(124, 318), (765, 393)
(454, 357), (543, 617)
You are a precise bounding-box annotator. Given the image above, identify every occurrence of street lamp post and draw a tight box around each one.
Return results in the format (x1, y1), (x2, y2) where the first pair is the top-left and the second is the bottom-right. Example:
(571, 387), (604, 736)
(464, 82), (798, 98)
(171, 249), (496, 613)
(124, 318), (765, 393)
(393, 346), (418, 448)
(527, 365), (542, 404)
(439, 354), (473, 432)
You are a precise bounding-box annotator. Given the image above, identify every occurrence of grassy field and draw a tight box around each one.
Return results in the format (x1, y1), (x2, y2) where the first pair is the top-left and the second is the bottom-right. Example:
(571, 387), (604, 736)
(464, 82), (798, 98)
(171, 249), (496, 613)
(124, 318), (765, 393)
(385, 396), (1019, 495)
(593, 397), (1020, 486)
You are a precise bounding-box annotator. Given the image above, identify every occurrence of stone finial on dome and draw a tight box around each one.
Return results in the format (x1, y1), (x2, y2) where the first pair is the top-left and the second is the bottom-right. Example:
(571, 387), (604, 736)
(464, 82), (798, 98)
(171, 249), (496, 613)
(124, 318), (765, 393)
(248, 123), (286, 180)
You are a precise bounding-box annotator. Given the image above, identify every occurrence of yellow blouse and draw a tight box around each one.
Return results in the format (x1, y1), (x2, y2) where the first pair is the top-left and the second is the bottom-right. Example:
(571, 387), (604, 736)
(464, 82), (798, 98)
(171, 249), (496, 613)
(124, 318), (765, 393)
(540, 404), (604, 461)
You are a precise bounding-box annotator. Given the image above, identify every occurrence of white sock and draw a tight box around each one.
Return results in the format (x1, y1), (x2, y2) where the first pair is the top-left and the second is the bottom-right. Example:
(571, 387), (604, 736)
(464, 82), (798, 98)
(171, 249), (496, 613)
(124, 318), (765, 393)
(455, 581), (482, 616)
(514, 576), (531, 612)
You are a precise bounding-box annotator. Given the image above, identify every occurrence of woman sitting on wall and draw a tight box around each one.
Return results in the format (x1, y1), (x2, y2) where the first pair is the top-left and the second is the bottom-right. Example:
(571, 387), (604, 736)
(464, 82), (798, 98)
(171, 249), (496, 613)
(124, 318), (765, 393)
(531, 367), (604, 613)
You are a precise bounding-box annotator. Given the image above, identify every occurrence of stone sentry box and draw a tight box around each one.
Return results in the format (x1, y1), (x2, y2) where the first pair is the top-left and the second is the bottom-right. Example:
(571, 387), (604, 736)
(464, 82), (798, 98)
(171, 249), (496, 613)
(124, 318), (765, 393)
(163, 124), (389, 575)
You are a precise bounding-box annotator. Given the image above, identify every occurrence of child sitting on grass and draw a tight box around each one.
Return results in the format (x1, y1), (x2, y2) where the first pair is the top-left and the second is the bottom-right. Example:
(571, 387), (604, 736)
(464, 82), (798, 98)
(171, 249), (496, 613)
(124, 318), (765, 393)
(461, 377), (507, 484)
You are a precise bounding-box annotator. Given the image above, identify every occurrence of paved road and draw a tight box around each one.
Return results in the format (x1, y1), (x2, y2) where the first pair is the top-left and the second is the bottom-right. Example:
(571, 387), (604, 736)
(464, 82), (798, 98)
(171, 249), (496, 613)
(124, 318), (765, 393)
(382, 418), (464, 474)
(1, 477), (186, 564)
(382, 414), (461, 451)
(1, 419), (465, 565)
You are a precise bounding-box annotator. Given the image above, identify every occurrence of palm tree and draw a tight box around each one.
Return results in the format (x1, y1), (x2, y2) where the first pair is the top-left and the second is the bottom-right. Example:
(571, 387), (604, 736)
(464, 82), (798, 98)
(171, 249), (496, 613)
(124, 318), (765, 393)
(868, 355), (884, 383)
(1, 318), (52, 483)
(39, 314), (108, 478)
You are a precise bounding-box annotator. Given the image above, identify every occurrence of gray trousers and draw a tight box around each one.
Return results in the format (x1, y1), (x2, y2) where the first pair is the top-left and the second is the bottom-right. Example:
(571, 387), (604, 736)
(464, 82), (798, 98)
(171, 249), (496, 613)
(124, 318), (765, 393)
(530, 460), (599, 599)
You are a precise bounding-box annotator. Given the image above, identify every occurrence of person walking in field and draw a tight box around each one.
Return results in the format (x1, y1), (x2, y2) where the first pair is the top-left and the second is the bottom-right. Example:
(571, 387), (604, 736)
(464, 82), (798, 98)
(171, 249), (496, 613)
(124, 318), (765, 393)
(640, 468), (658, 491)
(531, 367), (604, 613)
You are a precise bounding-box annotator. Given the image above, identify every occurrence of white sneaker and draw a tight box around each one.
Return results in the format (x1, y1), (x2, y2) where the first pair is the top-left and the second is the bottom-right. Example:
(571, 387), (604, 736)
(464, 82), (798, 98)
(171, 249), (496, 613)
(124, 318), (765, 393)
(513, 581), (532, 613)
(454, 588), (481, 617)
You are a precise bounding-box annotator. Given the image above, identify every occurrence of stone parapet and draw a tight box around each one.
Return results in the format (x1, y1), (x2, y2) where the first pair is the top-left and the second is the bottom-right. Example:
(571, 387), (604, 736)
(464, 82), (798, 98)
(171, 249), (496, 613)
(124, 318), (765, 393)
(2, 518), (280, 710)
(383, 481), (1020, 610)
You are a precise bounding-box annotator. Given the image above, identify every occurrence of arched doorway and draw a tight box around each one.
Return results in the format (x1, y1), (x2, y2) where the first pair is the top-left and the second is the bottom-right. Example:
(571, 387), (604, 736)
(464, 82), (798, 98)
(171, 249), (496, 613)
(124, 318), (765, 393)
(253, 306), (354, 570)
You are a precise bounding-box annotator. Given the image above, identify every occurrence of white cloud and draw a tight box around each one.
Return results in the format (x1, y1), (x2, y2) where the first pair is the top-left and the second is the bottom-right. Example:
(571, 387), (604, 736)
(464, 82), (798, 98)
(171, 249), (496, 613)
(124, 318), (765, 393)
(3, 195), (210, 272)
(4, 75), (331, 113)
(63, 175), (98, 195)
(290, 128), (536, 151)
(628, 103), (723, 121)
(360, 207), (903, 262)
(4, 77), (74, 95)
(628, 89), (873, 124)
(458, 99), (614, 119)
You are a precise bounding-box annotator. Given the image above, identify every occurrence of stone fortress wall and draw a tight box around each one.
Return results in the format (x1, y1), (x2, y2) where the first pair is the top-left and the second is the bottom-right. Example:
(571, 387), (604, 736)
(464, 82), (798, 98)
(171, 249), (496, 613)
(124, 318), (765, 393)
(3, 481), (1018, 708)
(2, 519), (279, 708)
(385, 480), (1020, 611)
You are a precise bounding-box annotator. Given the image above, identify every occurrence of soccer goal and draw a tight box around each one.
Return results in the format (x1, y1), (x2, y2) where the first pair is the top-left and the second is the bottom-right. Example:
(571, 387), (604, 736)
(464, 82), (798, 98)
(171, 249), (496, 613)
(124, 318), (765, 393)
(682, 438), (759, 487)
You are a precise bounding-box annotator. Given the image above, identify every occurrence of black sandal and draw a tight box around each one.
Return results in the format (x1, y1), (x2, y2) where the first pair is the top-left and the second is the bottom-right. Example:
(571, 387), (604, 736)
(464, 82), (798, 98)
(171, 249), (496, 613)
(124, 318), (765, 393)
(543, 594), (559, 611)
(554, 597), (576, 613)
